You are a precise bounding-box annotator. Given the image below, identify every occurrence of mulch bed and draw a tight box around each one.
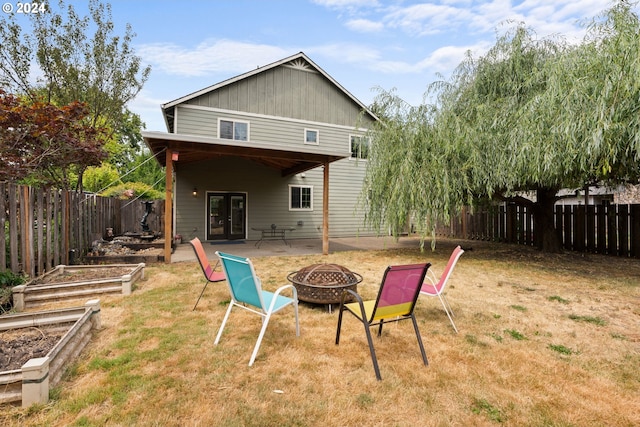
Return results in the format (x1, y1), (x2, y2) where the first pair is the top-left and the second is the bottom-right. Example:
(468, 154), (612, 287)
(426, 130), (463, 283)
(35, 266), (134, 285)
(0, 328), (64, 371)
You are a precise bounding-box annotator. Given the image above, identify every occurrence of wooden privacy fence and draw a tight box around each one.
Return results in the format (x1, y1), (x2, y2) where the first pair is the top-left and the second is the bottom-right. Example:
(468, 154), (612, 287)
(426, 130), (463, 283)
(1, 182), (165, 277)
(436, 203), (640, 258)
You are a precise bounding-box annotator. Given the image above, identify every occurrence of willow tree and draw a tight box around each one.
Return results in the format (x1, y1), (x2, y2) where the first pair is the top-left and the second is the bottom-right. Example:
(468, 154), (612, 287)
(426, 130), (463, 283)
(363, 1), (640, 252)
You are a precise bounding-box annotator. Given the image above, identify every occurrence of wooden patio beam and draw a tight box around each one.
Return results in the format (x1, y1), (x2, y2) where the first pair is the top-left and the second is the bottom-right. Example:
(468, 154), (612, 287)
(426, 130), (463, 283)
(164, 149), (173, 263)
(323, 162), (329, 255)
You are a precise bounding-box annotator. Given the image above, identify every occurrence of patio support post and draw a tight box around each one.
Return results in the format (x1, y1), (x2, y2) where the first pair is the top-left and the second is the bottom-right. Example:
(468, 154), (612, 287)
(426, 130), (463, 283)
(323, 162), (329, 255)
(164, 149), (173, 263)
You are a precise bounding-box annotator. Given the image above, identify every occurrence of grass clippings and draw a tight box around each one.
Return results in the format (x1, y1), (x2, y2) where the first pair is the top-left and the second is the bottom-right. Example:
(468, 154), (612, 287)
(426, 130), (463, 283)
(1, 238), (639, 427)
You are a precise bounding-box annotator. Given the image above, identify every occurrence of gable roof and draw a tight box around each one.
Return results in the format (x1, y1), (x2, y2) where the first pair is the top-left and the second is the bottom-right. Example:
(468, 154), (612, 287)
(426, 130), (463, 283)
(161, 51), (378, 132)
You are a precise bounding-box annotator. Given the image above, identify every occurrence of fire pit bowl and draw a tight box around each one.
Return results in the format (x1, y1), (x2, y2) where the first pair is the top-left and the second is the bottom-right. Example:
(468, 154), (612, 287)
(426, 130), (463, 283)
(287, 263), (363, 305)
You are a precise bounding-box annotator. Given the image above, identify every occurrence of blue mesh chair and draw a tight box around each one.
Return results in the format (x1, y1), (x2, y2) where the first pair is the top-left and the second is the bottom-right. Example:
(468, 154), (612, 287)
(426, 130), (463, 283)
(214, 251), (300, 366)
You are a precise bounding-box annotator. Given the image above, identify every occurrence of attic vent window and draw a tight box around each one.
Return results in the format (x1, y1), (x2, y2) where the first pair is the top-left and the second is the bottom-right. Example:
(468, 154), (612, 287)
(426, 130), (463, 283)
(288, 59), (311, 71)
(219, 119), (249, 141)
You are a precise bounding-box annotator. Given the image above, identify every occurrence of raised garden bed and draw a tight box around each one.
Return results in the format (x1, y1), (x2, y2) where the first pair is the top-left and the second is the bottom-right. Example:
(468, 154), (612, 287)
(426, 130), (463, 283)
(12, 263), (145, 312)
(84, 235), (167, 264)
(0, 300), (101, 407)
(84, 254), (164, 264)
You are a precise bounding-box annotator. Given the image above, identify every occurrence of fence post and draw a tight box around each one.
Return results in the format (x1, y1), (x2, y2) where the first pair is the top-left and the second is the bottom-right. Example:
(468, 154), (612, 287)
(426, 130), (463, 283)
(631, 205), (640, 258)
(596, 205), (607, 254)
(618, 205), (629, 257)
(506, 203), (516, 243)
(62, 190), (70, 265)
(607, 204), (618, 255)
(0, 182), (5, 272)
(563, 205), (573, 250)
(575, 205), (585, 252)
(586, 205), (596, 252)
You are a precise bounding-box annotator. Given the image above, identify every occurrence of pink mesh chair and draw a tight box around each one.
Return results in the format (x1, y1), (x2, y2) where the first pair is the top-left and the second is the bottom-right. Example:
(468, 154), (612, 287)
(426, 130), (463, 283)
(420, 245), (464, 333)
(190, 237), (226, 310)
(335, 263), (431, 380)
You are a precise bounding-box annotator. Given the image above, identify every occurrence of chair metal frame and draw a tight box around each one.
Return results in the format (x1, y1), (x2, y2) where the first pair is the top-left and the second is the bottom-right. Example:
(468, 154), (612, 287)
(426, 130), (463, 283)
(190, 237), (226, 311)
(335, 263), (431, 380)
(215, 251), (300, 366)
(420, 245), (464, 333)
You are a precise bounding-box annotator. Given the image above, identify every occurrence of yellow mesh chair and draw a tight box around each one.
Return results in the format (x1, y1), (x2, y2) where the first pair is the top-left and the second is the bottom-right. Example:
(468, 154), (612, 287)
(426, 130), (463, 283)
(335, 263), (431, 380)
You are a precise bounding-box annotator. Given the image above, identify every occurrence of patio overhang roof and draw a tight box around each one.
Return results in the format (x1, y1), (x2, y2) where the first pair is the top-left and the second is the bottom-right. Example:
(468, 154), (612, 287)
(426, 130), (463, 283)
(142, 131), (348, 177)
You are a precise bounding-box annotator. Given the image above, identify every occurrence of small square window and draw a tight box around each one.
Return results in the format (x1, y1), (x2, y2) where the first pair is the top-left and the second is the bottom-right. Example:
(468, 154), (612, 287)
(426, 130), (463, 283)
(350, 135), (370, 159)
(289, 185), (313, 211)
(305, 129), (319, 145)
(219, 119), (249, 141)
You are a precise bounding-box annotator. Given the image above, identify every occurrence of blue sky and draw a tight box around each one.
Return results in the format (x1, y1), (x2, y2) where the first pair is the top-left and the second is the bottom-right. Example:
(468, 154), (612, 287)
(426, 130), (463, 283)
(16, 0), (635, 132)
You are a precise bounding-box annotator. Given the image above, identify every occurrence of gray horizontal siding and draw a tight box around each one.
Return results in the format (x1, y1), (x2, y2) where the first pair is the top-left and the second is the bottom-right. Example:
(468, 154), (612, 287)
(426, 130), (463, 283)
(175, 106), (366, 155)
(174, 156), (378, 241)
(185, 65), (369, 127)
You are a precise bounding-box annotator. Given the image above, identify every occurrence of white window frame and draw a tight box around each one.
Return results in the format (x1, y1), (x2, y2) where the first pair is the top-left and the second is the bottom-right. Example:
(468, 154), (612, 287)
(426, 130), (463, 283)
(349, 134), (370, 160)
(304, 128), (319, 145)
(218, 118), (250, 141)
(289, 185), (313, 211)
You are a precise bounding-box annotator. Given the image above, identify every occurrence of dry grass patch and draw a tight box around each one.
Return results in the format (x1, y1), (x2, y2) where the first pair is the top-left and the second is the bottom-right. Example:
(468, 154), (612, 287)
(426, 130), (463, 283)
(1, 239), (639, 426)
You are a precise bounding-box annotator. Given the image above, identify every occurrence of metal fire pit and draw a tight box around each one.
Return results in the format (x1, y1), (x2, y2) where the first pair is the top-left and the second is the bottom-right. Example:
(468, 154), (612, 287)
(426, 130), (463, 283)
(287, 263), (363, 306)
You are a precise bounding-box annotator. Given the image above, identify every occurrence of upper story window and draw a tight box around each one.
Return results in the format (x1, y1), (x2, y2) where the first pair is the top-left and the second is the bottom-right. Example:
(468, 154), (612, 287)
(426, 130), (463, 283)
(350, 135), (369, 160)
(219, 119), (249, 141)
(289, 185), (313, 211)
(305, 129), (319, 145)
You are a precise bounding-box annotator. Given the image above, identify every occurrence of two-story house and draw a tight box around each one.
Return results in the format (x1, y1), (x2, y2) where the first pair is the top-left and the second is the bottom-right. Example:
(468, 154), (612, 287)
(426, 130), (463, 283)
(143, 52), (379, 258)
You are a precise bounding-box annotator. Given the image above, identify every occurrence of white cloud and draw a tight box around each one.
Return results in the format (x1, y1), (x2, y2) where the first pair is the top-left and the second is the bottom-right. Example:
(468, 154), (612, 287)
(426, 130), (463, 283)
(137, 39), (289, 77)
(346, 18), (385, 33)
(385, 3), (474, 36)
(311, 0), (378, 9)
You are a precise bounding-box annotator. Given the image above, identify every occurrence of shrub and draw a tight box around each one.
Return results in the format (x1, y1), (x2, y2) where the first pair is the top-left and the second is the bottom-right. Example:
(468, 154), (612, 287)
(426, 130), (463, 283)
(100, 182), (164, 200)
(0, 270), (26, 313)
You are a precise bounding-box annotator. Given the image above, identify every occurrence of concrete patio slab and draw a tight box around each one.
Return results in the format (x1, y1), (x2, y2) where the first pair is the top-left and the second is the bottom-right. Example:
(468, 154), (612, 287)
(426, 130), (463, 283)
(171, 235), (426, 263)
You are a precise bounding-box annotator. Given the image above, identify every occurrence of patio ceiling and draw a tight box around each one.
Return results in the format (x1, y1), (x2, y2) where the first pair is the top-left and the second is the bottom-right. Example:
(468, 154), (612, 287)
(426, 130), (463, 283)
(142, 131), (348, 177)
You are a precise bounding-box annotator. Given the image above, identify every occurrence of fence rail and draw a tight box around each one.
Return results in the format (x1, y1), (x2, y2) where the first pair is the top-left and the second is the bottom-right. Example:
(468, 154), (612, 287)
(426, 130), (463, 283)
(436, 203), (640, 258)
(1, 183), (165, 277)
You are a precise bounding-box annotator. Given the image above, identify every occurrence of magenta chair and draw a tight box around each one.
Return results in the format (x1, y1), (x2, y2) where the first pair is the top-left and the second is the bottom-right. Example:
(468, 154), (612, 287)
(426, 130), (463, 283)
(336, 263), (431, 380)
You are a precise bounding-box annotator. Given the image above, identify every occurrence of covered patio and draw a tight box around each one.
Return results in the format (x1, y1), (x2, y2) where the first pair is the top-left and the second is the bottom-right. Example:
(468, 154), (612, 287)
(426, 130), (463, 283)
(142, 131), (349, 261)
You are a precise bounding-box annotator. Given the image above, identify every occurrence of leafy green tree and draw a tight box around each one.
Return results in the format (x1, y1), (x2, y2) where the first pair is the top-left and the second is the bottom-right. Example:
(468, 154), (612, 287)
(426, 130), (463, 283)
(100, 182), (163, 201)
(0, 0), (150, 129)
(363, 1), (640, 252)
(122, 149), (165, 193)
(83, 163), (121, 193)
(0, 0), (151, 189)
